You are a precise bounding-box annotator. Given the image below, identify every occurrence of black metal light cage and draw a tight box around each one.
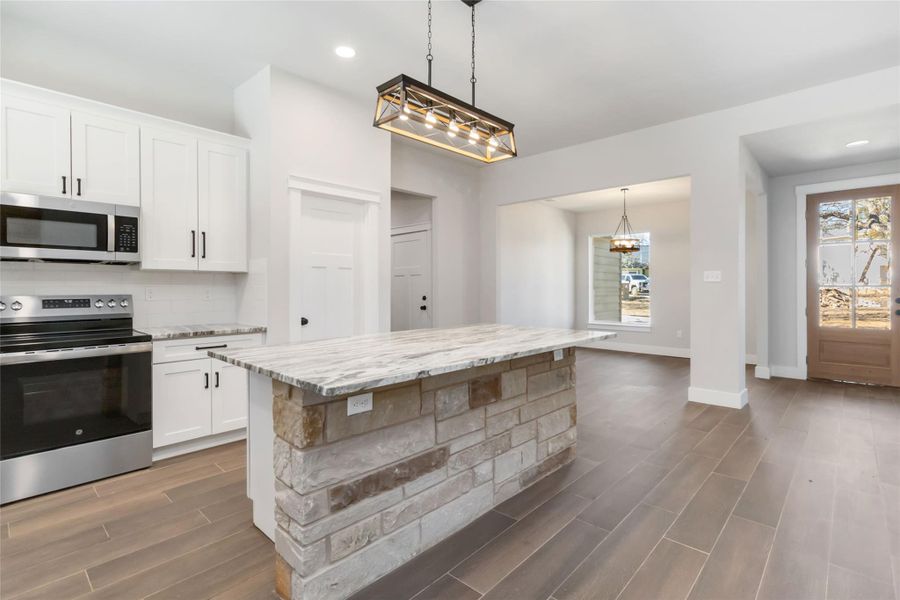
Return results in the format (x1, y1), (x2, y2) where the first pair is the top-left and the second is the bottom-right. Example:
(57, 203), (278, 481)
(374, 74), (517, 164)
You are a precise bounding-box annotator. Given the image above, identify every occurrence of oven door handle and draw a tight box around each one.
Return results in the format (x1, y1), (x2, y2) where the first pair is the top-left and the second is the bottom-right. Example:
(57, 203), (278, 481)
(0, 342), (152, 365)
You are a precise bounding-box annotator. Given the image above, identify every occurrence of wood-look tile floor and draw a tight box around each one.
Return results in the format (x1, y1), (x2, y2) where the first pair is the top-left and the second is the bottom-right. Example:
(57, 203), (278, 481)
(3, 349), (898, 600)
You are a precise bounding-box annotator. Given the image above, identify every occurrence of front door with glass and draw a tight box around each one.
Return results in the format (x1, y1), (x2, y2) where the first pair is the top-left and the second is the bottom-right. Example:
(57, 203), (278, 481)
(807, 185), (898, 386)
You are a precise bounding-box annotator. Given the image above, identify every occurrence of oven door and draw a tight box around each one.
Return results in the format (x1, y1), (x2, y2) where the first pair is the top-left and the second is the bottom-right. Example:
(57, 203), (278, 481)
(0, 342), (152, 460)
(0, 193), (114, 261)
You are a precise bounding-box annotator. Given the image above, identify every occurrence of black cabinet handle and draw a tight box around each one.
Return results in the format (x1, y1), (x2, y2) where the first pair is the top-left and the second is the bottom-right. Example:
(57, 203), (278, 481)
(204, 372), (209, 389)
(61, 176), (67, 194)
(191, 230), (196, 257)
(76, 178), (82, 196)
(215, 372), (220, 388)
(196, 343), (227, 351)
(201, 231), (206, 259)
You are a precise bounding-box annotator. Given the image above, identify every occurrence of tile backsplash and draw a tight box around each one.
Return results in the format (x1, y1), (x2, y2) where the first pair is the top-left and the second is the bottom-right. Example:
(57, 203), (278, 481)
(0, 262), (239, 329)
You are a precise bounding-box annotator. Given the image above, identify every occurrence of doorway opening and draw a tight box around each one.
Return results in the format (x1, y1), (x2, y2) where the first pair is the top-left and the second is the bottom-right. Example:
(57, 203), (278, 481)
(391, 190), (434, 332)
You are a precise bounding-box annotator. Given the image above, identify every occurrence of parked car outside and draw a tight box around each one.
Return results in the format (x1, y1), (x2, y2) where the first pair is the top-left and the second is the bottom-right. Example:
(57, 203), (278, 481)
(621, 273), (650, 295)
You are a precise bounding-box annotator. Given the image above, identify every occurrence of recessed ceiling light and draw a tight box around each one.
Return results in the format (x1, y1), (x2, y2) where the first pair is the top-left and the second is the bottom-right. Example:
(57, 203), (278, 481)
(335, 46), (356, 59)
(846, 140), (870, 148)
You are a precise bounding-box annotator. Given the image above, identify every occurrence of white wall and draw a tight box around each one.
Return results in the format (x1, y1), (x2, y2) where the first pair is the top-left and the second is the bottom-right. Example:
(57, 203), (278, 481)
(391, 141), (482, 328)
(391, 191), (432, 229)
(234, 66), (392, 343)
(574, 199), (691, 354)
(0, 262), (237, 329)
(497, 202), (576, 329)
(767, 157), (900, 373)
(479, 67), (899, 407)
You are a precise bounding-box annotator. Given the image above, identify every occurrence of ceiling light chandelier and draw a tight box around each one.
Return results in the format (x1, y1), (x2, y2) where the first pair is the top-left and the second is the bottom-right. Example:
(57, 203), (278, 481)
(610, 188), (641, 253)
(373, 0), (517, 163)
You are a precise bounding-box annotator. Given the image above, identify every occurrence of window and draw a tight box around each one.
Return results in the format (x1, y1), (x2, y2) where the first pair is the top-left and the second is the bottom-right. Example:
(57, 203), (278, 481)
(590, 233), (650, 326)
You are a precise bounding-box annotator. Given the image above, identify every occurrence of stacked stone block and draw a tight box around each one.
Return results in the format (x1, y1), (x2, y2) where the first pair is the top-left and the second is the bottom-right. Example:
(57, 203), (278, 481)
(272, 348), (577, 600)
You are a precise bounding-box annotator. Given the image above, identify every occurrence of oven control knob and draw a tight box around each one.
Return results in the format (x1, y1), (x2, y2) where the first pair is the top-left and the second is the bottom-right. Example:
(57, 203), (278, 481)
(107, 300), (116, 308)
(120, 299), (129, 308)
(11, 301), (22, 311)
(95, 300), (104, 308)
(0, 301), (5, 311)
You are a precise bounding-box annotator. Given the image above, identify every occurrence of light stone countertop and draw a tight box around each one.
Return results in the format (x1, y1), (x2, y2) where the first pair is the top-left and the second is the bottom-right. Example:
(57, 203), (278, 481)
(137, 323), (267, 341)
(209, 324), (615, 397)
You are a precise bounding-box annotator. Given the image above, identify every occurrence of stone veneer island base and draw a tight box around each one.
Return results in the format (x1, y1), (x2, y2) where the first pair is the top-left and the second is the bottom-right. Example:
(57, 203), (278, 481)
(210, 325), (613, 600)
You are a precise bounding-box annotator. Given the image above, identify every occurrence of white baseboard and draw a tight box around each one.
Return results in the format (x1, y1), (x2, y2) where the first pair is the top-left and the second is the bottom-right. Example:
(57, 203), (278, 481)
(152, 429), (247, 462)
(746, 354), (758, 365)
(577, 341), (690, 359)
(770, 365), (807, 380)
(754, 365), (771, 379)
(688, 386), (749, 409)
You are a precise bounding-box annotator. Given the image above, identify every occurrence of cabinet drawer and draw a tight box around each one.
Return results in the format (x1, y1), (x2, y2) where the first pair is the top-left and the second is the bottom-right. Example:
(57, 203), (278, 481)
(152, 333), (263, 364)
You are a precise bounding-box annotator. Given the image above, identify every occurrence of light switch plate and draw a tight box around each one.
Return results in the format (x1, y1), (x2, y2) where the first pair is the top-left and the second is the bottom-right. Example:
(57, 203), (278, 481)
(703, 270), (722, 283)
(553, 349), (564, 361)
(347, 392), (373, 416)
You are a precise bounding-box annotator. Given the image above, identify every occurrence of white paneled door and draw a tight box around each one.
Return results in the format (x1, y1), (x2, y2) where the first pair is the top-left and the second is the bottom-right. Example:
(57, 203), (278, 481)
(391, 230), (433, 331)
(140, 128), (199, 270)
(297, 194), (364, 342)
(198, 141), (248, 272)
(71, 111), (140, 206)
(1, 96), (71, 197)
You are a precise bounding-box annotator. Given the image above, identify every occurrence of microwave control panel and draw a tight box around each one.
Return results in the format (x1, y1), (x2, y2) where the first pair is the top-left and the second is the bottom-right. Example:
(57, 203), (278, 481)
(115, 216), (139, 253)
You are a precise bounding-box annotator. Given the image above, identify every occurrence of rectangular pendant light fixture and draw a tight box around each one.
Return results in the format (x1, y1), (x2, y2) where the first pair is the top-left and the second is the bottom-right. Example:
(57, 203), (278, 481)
(374, 74), (516, 164)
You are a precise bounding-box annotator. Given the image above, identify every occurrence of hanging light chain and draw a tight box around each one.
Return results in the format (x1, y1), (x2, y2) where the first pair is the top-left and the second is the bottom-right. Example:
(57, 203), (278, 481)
(470, 3), (477, 106)
(426, 0), (433, 86)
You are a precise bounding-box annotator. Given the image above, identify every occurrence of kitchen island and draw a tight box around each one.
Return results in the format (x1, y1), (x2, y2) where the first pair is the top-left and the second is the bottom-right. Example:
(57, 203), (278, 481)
(210, 324), (613, 600)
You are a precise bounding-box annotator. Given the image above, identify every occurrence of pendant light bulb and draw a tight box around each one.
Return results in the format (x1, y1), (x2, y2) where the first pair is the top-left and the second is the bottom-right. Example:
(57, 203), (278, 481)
(403, 103), (412, 114)
(469, 127), (480, 142)
(488, 136), (499, 147)
(425, 110), (437, 124)
(399, 113), (409, 121)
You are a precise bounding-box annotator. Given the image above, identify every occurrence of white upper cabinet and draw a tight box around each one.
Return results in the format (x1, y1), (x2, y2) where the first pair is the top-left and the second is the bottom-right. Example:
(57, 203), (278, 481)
(140, 128), (199, 270)
(1, 96), (71, 197)
(198, 141), (248, 272)
(71, 111), (140, 206)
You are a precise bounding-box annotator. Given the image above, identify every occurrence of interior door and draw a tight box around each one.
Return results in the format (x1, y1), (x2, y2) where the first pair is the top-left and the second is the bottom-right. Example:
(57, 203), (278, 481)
(807, 185), (898, 386)
(391, 229), (433, 331)
(140, 128), (198, 271)
(1, 96), (71, 197)
(71, 111), (140, 206)
(198, 140), (248, 272)
(297, 194), (363, 342)
(211, 358), (248, 434)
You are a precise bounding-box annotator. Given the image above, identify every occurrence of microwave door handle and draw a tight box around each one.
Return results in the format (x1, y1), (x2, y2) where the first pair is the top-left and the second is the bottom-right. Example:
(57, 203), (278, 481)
(107, 214), (116, 252)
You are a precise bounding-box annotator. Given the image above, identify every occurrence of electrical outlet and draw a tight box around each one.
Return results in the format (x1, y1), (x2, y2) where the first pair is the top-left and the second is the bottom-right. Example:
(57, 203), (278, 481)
(553, 349), (564, 361)
(347, 392), (373, 416)
(145, 288), (154, 301)
(703, 270), (722, 283)
(676, 329), (683, 339)
(202, 288), (212, 301)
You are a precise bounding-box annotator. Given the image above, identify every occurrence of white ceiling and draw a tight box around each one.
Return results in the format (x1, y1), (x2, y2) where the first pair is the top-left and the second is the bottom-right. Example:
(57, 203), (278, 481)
(742, 105), (900, 177)
(2, 1), (899, 156)
(545, 176), (690, 213)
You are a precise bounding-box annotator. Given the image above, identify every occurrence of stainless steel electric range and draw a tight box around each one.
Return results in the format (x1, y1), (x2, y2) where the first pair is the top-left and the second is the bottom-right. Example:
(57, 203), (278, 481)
(0, 295), (152, 504)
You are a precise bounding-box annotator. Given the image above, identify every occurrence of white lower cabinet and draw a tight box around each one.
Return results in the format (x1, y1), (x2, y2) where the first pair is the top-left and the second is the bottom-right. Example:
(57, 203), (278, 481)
(152, 334), (260, 449)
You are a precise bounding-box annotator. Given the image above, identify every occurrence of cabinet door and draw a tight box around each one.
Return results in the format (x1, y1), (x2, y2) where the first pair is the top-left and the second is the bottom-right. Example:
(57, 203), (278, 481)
(140, 128), (198, 270)
(211, 358), (248, 434)
(198, 141), (247, 272)
(1, 96), (71, 196)
(71, 111), (140, 206)
(152, 359), (212, 447)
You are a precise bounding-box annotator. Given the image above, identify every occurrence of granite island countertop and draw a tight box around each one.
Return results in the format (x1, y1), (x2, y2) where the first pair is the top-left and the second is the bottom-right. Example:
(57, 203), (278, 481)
(137, 323), (267, 341)
(209, 323), (614, 397)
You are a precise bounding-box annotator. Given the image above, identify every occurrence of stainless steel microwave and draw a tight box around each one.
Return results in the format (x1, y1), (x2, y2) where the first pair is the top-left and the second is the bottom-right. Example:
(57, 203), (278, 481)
(0, 192), (139, 263)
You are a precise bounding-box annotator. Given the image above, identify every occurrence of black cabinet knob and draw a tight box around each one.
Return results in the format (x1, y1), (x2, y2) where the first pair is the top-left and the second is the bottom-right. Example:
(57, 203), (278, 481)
(422, 295), (427, 301)
(420, 305), (427, 311)
(301, 317), (309, 326)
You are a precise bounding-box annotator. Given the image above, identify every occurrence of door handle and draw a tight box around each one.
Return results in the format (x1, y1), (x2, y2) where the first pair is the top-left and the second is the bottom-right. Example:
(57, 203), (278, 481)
(191, 230), (196, 258)
(204, 372), (209, 389)
(201, 232), (206, 259)
(76, 178), (82, 196)
(300, 317), (309, 326)
(215, 372), (220, 388)
(61, 176), (67, 195)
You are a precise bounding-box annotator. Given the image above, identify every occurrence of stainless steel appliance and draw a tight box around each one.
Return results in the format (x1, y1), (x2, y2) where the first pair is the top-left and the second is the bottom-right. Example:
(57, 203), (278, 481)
(0, 294), (152, 504)
(0, 192), (139, 263)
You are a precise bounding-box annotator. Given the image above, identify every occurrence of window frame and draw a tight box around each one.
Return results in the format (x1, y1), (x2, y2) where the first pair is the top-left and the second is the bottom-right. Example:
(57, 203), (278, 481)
(587, 233), (652, 332)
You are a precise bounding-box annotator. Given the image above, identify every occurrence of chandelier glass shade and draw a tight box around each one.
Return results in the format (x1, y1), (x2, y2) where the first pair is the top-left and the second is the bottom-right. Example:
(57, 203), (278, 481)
(610, 187), (641, 254)
(374, 74), (516, 163)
